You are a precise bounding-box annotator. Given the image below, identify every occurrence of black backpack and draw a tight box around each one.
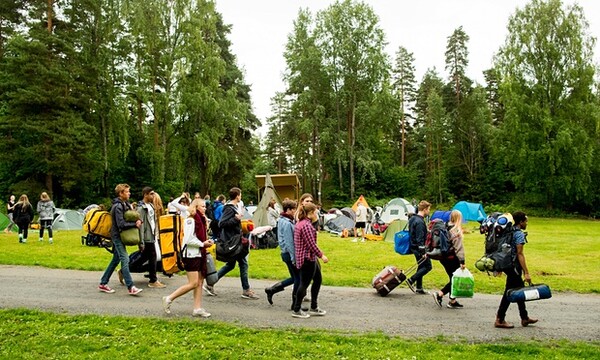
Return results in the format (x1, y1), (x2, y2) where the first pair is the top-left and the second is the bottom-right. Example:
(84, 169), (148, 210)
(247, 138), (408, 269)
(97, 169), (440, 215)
(424, 219), (451, 260)
(475, 214), (517, 272)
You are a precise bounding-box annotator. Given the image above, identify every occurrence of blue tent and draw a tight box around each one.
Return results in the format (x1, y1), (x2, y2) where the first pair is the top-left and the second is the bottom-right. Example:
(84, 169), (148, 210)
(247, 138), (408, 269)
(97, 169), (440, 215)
(452, 201), (487, 222)
(430, 210), (451, 222)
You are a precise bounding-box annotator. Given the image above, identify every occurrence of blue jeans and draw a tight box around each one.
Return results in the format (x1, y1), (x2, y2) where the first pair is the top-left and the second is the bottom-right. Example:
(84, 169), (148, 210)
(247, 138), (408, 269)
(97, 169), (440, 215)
(100, 237), (134, 289)
(217, 255), (250, 291)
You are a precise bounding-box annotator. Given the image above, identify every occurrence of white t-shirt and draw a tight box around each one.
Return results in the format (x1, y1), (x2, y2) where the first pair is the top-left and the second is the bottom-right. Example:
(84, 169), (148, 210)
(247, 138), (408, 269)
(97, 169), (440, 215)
(356, 204), (367, 222)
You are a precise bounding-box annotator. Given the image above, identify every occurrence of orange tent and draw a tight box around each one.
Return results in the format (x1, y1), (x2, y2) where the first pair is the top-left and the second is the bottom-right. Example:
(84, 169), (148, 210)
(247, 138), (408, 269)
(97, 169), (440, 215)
(351, 195), (370, 211)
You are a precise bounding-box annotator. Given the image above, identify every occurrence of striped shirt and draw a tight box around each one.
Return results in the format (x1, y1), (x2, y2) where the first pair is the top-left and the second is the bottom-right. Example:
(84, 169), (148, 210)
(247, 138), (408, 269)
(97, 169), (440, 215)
(294, 218), (322, 269)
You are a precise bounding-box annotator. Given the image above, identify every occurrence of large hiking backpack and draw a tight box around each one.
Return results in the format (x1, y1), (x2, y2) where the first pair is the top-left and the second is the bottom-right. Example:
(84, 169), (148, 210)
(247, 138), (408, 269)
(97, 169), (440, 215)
(83, 208), (112, 239)
(159, 214), (185, 275)
(424, 218), (451, 260)
(475, 213), (517, 273)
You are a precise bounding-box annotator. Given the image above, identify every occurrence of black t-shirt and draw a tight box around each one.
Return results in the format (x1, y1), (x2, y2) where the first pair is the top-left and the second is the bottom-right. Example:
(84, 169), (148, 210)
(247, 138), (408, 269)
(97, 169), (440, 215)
(7, 200), (15, 214)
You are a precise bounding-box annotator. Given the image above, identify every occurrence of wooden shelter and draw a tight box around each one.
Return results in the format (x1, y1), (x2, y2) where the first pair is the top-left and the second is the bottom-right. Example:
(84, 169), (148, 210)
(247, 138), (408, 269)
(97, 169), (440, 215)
(256, 173), (300, 202)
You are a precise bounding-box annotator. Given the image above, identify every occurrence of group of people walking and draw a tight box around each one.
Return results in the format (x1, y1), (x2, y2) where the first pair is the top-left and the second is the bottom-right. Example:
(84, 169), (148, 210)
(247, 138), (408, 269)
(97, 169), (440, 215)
(96, 184), (329, 320)
(406, 200), (538, 328)
(5, 192), (56, 244)
(5, 187), (536, 327)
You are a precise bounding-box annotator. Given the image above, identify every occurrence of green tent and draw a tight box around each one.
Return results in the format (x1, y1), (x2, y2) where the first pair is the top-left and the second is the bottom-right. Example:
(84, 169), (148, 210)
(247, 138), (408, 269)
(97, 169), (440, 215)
(382, 219), (407, 243)
(0, 212), (11, 232)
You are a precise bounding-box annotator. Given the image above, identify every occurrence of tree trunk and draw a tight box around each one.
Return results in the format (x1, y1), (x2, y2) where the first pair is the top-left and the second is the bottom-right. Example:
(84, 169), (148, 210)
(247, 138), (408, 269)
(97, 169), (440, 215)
(47, 0), (53, 34)
(349, 93), (356, 199)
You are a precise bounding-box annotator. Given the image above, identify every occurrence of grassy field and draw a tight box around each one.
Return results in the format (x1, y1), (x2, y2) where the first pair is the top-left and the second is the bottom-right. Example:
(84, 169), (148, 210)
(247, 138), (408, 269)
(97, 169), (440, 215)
(1, 217), (599, 358)
(0, 217), (598, 294)
(1, 309), (598, 359)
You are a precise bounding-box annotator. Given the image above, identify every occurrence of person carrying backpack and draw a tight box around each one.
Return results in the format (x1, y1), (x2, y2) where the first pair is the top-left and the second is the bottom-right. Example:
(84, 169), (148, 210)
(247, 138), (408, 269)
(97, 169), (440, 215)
(495, 211), (538, 329)
(203, 187), (258, 300)
(406, 201), (432, 294)
(431, 210), (466, 308)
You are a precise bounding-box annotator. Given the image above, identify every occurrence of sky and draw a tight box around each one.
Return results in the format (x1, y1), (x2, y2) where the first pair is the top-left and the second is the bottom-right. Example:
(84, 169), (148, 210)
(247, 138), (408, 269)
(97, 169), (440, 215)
(215, 0), (600, 133)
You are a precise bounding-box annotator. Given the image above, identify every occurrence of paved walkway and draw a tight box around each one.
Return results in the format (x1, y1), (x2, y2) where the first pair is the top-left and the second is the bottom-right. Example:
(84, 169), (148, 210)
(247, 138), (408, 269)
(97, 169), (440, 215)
(0, 265), (598, 341)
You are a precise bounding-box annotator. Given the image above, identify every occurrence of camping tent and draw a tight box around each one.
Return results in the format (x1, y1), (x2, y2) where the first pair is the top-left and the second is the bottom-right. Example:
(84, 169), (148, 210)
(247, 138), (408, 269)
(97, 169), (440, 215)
(340, 207), (356, 222)
(379, 198), (412, 223)
(431, 210), (451, 222)
(52, 208), (85, 230)
(452, 201), (487, 222)
(324, 213), (355, 234)
(252, 173), (283, 227)
(351, 195), (370, 211)
(0, 212), (11, 231)
(382, 219), (407, 243)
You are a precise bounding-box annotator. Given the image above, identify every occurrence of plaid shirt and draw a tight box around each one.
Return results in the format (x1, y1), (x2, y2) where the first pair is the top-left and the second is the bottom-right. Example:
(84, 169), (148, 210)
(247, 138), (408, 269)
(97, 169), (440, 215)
(294, 218), (322, 269)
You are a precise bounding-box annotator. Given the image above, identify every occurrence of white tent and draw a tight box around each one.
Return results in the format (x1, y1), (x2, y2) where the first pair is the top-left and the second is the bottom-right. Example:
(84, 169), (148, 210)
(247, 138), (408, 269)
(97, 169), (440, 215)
(52, 208), (85, 230)
(252, 173), (283, 227)
(378, 198), (413, 223)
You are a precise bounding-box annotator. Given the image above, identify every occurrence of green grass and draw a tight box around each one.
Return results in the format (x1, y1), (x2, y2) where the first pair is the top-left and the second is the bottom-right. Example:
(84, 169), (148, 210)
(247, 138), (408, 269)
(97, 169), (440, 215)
(1, 217), (598, 294)
(1, 309), (598, 359)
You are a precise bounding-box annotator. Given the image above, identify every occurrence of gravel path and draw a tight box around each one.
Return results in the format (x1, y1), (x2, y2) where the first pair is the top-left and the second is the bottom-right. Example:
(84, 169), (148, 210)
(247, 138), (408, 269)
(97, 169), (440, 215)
(1, 265), (598, 342)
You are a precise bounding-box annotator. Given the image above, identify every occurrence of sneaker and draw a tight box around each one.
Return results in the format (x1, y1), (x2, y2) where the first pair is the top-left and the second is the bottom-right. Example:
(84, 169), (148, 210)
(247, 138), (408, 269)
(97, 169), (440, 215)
(302, 296), (310, 303)
(290, 305), (309, 312)
(415, 289), (427, 295)
(162, 296), (172, 314)
(128, 286), (143, 296)
(192, 308), (211, 318)
(49, 239), (53, 244)
(431, 292), (443, 308)
(447, 300), (464, 309)
(203, 284), (217, 296)
(291, 310), (310, 319)
(148, 281), (166, 288)
(98, 284), (115, 294)
(309, 307), (327, 316)
(39, 238), (43, 242)
(117, 269), (124, 285)
(406, 279), (416, 294)
(241, 289), (259, 300)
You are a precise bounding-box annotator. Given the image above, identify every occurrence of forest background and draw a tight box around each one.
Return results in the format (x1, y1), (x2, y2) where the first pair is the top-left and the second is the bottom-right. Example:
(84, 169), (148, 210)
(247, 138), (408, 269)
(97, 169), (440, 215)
(1, 0), (599, 217)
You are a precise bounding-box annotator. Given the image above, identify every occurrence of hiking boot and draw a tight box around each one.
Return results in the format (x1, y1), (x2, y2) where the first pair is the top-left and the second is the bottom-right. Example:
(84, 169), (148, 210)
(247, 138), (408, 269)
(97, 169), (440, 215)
(406, 279), (416, 293)
(128, 286), (143, 296)
(521, 317), (538, 327)
(192, 308), (211, 318)
(291, 310), (310, 319)
(203, 285), (216, 296)
(494, 318), (514, 329)
(162, 296), (172, 314)
(117, 269), (124, 285)
(241, 289), (259, 300)
(447, 300), (464, 309)
(148, 281), (166, 288)
(98, 284), (115, 294)
(309, 307), (327, 316)
(431, 292), (443, 308)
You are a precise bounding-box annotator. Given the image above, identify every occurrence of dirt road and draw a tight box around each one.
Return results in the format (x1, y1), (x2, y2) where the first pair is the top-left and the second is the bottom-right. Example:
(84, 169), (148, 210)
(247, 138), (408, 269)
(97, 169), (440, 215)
(0, 265), (598, 342)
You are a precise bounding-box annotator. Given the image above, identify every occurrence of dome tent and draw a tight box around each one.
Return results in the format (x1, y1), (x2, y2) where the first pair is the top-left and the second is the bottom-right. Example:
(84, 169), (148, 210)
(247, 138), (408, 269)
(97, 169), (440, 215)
(452, 201), (487, 222)
(52, 208), (85, 230)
